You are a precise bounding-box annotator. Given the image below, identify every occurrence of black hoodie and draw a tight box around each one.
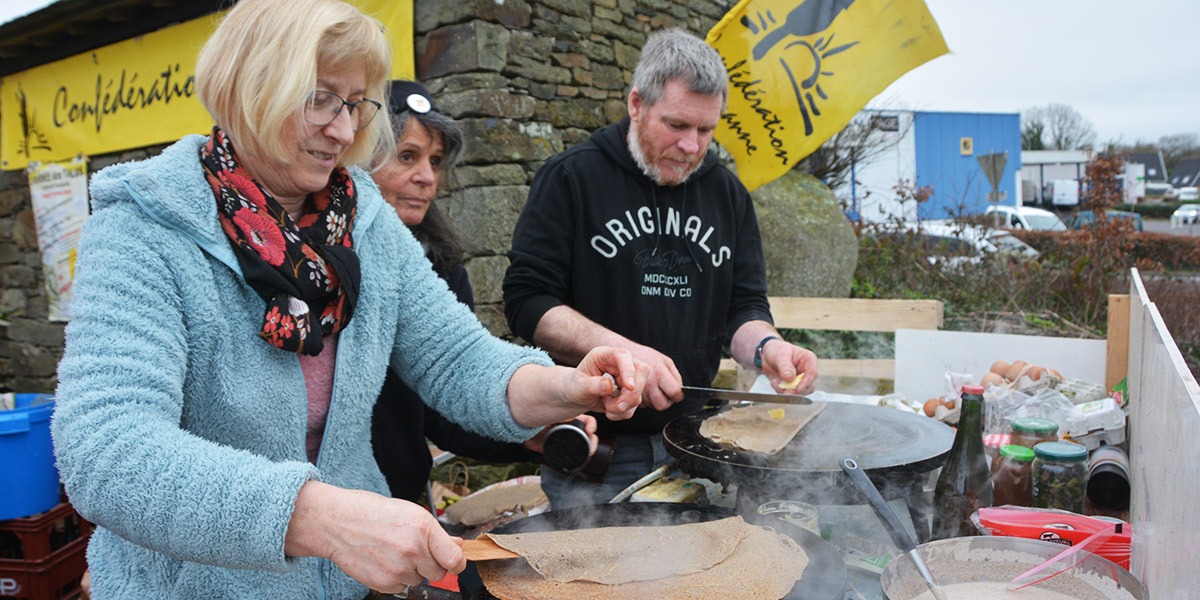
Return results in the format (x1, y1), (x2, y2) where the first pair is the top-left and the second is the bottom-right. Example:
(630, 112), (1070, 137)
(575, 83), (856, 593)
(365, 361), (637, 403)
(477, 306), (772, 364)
(504, 118), (773, 435)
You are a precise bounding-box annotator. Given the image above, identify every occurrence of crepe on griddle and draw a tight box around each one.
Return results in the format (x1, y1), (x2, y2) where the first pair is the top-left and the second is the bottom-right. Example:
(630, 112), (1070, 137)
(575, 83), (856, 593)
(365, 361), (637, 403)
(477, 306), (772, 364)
(478, 519), (808, 600)
(481, 516), (746, 584)
(699, 403), (825, 454)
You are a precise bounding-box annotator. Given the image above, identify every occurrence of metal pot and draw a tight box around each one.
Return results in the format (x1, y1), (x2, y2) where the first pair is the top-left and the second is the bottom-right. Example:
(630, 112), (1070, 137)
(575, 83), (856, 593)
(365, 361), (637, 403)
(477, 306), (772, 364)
(475, 502), (846, 600)
(880, 536), (1147, 600)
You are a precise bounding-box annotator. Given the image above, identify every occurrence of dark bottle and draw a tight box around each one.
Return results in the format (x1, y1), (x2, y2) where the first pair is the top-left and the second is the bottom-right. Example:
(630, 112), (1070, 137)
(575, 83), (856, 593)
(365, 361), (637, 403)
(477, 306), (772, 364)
(931, 385), (993, 539)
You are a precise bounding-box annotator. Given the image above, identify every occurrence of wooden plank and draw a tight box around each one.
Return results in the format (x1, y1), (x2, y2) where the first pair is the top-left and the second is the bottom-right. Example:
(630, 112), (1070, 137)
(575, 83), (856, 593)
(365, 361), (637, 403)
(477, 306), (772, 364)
(768, 297), (944, 332)
(1106, 294), (1130, 391)
(716, 358), (895, 384)
(820, 358), (894, 380)
(713, 298), (946, 391)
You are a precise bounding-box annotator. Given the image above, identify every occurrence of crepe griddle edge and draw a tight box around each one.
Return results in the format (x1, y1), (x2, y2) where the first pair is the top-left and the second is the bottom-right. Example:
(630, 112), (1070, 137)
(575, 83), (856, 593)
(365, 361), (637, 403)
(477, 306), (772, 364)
(475, 502), (846, 600)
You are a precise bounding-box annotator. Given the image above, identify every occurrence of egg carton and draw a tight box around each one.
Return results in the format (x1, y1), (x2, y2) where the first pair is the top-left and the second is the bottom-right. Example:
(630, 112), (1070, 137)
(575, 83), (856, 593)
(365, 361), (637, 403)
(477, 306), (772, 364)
(1054, 378), (1109, 405)
(1065, 424), (1127, 451)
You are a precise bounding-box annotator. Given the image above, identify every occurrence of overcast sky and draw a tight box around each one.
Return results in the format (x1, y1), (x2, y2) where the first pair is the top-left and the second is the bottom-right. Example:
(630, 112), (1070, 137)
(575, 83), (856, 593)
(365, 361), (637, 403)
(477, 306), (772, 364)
(877, 0), (1200, 145)
(4, 0), (1198, 145)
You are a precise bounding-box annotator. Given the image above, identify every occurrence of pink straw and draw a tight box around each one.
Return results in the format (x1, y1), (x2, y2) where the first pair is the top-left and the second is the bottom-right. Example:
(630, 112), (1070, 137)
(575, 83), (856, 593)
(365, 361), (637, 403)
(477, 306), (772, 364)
(1006, 523), (1120, 591)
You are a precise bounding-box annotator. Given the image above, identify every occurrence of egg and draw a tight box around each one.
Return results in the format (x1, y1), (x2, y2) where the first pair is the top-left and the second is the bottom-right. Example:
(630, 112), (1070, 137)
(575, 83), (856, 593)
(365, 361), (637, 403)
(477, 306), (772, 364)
(1005, 360), (1028, 381)
(923, 398), (940, 417)
(990, 360), (1010, 375)
(1026, 366), (1045, 381)
(981, 372), (1004, 387)
(943, 398), (957, 409)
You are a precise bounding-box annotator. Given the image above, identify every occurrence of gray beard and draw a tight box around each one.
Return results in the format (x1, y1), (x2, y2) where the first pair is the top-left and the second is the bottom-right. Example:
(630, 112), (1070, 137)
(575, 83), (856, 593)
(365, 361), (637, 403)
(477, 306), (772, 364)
(627, 121), (699, 187)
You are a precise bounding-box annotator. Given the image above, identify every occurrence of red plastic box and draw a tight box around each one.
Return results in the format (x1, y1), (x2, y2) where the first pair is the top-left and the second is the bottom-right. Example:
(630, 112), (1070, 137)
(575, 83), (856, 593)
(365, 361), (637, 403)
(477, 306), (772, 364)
(0, 502), (93, 599)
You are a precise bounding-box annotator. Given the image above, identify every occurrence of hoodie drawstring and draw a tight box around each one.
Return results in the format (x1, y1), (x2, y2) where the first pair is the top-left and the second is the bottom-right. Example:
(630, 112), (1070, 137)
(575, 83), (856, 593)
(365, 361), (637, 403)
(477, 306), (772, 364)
(680, 185), (703, 273)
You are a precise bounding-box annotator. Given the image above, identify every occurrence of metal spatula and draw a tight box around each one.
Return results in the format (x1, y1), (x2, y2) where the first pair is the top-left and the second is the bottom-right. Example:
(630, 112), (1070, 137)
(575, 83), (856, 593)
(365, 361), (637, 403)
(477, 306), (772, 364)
(840, 457), (948, 600)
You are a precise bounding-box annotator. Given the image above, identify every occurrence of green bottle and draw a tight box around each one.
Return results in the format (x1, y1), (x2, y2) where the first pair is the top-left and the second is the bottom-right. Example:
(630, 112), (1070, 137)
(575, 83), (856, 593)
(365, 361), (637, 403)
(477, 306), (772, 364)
(931, 385), (993, 540)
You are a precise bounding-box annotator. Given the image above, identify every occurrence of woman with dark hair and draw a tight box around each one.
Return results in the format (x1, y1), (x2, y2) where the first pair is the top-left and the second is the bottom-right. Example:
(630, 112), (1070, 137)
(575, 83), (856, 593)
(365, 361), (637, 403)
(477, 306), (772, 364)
(371, 81), (597, 503)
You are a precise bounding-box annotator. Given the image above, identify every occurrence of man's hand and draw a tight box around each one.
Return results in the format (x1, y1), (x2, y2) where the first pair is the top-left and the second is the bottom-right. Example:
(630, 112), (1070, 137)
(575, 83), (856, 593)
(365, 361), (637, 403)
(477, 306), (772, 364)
(626, 344), (684, 411)
(761, 340), (819, 395)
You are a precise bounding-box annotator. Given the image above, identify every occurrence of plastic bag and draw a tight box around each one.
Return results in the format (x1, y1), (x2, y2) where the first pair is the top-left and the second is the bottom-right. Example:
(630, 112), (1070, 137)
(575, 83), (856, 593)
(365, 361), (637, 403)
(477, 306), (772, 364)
(929, 371), (974, 425)
(983, 386), (1076, 436)
(972, 506), (1131, 569)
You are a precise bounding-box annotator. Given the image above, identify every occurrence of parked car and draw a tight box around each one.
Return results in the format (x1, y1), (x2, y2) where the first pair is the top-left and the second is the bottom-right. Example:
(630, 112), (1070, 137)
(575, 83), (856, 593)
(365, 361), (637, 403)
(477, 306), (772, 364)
(1171, 204), (1200, 227)
(893, 220), (1039, 268)
(985, 204), (1067, 231)
(1065, 210), (1144, 232)
(1177, 187), (1200, 201)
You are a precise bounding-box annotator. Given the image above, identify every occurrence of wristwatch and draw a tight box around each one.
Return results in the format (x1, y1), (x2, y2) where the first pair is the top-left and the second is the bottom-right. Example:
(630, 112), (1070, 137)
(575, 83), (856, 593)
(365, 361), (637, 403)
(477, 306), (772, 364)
(754, 335), (780, 369)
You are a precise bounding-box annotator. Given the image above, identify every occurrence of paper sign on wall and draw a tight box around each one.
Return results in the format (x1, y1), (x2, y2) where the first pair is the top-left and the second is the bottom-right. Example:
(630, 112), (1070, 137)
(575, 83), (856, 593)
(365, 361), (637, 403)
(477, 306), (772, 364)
(27, 158), (90, 321)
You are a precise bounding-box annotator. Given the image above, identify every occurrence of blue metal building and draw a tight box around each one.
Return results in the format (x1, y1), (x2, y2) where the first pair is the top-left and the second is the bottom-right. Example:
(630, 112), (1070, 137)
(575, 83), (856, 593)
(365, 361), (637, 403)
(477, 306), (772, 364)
(914, 111), (1023, 220)
(840, 110), (1023, 223)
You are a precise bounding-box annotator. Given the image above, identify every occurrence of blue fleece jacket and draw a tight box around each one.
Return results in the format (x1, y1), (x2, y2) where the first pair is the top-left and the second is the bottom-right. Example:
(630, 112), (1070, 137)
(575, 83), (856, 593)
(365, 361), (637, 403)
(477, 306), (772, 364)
(51, 135), (550, 599)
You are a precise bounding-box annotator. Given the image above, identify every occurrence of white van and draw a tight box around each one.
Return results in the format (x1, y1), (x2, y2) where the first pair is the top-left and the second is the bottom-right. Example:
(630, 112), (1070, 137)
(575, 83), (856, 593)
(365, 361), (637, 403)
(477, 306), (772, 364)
(1044, 179), (1080, 207)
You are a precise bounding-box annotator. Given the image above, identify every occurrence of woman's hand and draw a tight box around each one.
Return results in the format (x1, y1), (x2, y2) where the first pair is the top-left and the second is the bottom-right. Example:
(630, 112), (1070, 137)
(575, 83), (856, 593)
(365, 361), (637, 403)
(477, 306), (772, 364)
(570, 346), (648, 420)
(523, 414), (599, 455)
(285, 481), (465, 594)
(507, 346), (648, 427)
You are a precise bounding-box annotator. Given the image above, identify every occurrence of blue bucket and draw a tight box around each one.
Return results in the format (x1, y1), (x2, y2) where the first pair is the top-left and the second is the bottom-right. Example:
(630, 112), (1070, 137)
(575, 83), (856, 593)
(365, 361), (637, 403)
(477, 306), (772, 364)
(0, 394), (61, 520)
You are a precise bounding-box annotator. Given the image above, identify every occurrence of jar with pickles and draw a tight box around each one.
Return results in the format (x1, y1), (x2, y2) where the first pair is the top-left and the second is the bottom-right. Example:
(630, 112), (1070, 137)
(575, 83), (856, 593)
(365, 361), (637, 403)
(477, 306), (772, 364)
(1011, 417), (1059, 449)
(1031, 441), (1089, 513)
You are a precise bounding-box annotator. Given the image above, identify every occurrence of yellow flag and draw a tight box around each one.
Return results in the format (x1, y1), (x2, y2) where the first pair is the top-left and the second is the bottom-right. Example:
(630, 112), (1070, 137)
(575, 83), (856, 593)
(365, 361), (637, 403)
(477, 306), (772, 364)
(708, 0), (948, 191)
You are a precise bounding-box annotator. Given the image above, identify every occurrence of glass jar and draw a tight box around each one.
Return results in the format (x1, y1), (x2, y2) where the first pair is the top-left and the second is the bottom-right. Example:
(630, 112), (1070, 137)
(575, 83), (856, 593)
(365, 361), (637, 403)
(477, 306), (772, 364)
(1011, 417), (1059, 449)
(1032, 441), (1089, 513)
(991, 444), (1034, 507)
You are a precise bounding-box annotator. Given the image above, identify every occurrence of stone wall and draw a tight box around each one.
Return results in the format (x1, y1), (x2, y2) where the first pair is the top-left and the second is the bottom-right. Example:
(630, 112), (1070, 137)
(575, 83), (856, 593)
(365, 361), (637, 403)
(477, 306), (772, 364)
(414, 0), (734, 338)
(0, 166), (58, 393)
(0, 146), (169, 393)
(0, 0), (735, 392)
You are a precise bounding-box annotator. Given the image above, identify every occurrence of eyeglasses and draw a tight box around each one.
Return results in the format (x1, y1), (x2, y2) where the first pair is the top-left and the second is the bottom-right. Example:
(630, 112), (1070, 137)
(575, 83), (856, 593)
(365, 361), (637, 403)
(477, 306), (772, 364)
(303, 90), (381, 131)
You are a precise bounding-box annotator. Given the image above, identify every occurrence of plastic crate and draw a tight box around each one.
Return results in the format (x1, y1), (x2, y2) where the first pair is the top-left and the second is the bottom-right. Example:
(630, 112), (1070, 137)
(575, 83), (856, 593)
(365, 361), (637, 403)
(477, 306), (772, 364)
(0, 502), (92, 599)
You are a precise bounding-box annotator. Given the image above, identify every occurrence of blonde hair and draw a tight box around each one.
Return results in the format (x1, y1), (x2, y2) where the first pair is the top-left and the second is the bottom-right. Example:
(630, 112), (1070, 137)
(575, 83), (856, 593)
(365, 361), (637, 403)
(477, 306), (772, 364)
(195, 0), (393, 169)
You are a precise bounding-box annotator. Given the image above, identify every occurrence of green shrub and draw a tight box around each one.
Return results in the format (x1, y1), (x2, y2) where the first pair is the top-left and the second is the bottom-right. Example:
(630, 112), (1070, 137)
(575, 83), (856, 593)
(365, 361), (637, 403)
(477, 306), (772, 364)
(853, 219), (1199, 379)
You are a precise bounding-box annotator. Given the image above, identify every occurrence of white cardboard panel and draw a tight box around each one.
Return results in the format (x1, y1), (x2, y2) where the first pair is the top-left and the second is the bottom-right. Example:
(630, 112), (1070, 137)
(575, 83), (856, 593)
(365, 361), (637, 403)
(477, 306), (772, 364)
(894, 329), (1107, 401)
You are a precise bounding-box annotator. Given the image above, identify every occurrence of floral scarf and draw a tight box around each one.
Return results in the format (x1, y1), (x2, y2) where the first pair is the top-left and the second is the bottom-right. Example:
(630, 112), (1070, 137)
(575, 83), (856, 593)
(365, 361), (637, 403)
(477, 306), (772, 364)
(200, 127), (360, 356)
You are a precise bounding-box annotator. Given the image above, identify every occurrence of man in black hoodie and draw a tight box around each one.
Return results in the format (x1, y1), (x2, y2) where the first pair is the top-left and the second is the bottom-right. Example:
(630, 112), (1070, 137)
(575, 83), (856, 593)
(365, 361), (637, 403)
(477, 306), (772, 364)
(503, 28), (819, 508)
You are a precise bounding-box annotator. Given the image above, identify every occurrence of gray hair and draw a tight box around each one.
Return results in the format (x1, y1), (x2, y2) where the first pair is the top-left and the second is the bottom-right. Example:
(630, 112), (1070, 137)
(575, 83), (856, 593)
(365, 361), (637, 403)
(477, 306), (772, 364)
(388, 109), (466, 189)
(630, 28), (728, 111)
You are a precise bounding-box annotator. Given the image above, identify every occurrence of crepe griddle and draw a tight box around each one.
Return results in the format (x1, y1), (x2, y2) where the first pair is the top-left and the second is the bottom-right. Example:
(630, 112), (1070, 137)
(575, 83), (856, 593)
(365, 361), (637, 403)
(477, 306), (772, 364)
(664, 403), (954, 502)
(474, 502), (845, 600)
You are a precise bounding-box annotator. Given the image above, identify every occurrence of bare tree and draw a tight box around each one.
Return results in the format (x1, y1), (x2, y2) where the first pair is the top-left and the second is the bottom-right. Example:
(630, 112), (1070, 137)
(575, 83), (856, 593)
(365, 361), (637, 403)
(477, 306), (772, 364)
(1157, 133), (1200, 172)
(1023, 103), (1097, 150)
(793, 108), (910, 192)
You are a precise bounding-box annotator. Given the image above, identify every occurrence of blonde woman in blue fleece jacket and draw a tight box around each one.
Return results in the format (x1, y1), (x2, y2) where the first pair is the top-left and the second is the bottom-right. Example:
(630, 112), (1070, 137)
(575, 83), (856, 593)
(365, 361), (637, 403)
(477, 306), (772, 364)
(49, 1), (646, 598)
